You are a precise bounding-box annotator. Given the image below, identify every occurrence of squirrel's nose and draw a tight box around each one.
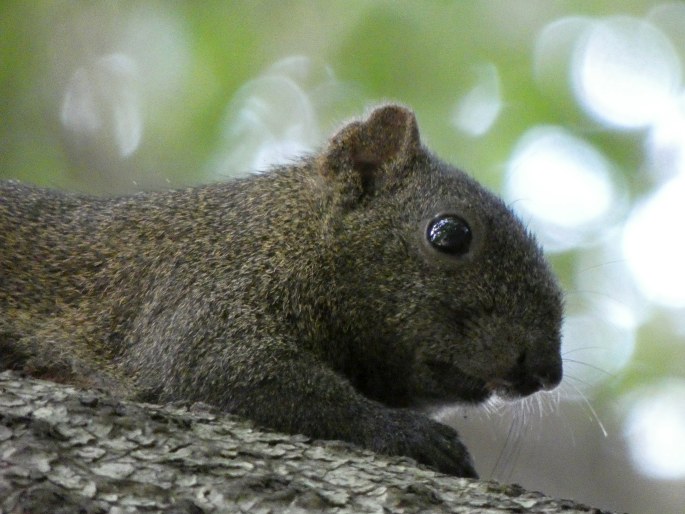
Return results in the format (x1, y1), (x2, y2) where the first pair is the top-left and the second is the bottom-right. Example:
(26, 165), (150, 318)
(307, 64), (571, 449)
(537, 359), (563, 391)
(507, 350), (563, 397)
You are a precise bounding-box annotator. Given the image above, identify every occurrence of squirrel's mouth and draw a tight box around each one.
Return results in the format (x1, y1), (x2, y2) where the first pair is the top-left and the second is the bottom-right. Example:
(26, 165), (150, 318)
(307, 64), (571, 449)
(423, 360), (493, 405)
(485, 377), (545, 400)
(422, 362), (553, 405)
(458, 383), (492, 404)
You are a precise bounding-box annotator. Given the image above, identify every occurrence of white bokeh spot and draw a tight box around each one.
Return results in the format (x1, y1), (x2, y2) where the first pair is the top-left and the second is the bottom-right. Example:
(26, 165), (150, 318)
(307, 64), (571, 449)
(624, 380), (685, 479)
(573, 16), (682, 129)
(505, 126), (615, 251)
(60, 53), (142, 158)
(622, 176), (685, 308)
(212, 56), (357, 177)
(452, 63), (502, 137)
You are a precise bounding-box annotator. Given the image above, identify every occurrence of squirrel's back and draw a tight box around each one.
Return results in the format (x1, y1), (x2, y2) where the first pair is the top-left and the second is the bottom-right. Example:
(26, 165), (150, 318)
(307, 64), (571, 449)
(1, 182), (101, 313)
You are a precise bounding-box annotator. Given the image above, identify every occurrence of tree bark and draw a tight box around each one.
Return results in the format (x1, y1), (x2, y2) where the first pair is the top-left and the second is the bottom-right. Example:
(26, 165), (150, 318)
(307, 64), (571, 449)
(0, 371), (613, 513)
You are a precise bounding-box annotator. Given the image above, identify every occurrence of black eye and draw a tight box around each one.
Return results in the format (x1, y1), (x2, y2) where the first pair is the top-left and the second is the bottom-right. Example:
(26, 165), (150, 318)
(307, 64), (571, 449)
(426, 215), (472, 255)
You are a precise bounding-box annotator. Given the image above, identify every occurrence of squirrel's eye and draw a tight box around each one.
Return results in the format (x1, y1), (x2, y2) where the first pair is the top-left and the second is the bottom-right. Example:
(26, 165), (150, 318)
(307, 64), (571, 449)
(427, 215), (472, 255)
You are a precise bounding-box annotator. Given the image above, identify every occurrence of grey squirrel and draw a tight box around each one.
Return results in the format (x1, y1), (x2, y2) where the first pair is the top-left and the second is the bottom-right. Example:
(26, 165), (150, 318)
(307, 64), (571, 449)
(0, 105), (563, 478)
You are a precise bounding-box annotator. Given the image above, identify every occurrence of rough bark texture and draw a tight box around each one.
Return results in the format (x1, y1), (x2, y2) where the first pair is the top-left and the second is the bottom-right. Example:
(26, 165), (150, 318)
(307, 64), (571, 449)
(0, 371), (612, 513)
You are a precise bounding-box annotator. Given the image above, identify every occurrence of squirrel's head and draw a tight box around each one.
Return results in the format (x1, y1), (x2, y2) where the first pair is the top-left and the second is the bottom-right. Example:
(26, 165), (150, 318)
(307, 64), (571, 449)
(317, 104), (563, 408)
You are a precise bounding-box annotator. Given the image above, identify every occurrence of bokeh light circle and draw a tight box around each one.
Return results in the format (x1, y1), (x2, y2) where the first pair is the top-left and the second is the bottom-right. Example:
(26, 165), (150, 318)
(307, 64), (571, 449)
(505, 126), (615, 252)
(573, 16), (682, 129)
(622, 176), (685, 308)
(623, 380), (685, 479)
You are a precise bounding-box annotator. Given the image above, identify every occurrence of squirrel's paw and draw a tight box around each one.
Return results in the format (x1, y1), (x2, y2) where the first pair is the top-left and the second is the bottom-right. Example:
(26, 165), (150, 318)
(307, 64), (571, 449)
(370, 409), (478, 478)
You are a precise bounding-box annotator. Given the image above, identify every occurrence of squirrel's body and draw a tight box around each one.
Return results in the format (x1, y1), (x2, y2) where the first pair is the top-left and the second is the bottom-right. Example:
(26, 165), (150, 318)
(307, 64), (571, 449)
(0, 106), (563, 477)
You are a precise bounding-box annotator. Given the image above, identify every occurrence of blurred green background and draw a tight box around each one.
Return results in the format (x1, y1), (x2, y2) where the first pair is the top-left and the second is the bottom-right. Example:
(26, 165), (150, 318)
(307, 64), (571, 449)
(3, 2), (685, 512)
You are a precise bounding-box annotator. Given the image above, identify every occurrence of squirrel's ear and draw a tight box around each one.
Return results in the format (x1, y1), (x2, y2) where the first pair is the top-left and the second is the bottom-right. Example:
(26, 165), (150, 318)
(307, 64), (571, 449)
(319, 104), (421, 201)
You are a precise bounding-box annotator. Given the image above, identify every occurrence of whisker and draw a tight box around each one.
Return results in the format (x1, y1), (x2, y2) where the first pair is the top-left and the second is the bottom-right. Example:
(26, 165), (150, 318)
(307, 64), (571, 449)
(536, 389), (558, 417)
(565, 380), (608, 437)
(503, 412), (527, 483)
(487, 388), (566, 480)
(562, 289), (636, 308)
(575, 259), (628, 273)
(563, 374), (600, 390)
(490, 410), (518, 479)
(563, 358), (616, 379)
(562, 375), (593, 387)
(562, 346), (605, 356)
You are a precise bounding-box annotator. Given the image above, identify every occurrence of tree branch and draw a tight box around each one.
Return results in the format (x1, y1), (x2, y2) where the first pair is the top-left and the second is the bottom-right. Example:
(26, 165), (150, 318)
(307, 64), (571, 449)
(0, 371), (612, 513)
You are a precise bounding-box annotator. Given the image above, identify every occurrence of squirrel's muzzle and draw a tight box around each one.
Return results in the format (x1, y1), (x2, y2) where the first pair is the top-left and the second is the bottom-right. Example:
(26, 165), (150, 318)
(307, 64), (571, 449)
(489, 349), (563, 399)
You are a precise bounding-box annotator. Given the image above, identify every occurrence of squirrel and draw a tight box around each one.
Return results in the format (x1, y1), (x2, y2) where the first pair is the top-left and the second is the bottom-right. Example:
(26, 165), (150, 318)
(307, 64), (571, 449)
(0, 105), (563, 478)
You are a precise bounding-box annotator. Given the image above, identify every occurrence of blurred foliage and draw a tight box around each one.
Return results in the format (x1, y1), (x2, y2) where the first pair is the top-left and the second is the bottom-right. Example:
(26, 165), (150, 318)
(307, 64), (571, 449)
(0, 0), (658, 191)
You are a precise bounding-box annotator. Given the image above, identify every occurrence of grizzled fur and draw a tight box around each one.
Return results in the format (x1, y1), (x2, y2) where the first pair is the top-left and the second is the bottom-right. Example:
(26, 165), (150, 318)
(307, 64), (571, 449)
(0, 105), (563, 478)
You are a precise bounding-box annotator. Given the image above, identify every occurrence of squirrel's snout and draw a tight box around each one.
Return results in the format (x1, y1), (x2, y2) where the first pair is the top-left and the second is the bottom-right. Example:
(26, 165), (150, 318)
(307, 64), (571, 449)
(536, 360), (563, 391)
(495, 350), (563, 398)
